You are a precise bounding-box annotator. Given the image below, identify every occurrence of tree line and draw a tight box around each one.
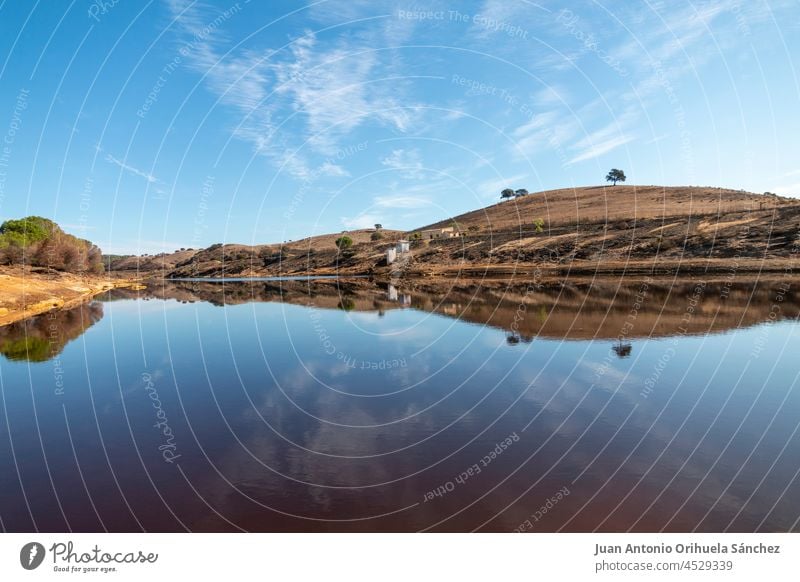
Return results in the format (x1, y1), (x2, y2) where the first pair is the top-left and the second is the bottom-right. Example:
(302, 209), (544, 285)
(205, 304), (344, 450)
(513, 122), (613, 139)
(0, 216), (104, 273)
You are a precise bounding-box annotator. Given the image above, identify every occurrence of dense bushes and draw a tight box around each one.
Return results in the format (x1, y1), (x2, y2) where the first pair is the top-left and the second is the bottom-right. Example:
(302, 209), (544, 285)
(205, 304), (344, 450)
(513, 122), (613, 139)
(0, 216), (104, 273)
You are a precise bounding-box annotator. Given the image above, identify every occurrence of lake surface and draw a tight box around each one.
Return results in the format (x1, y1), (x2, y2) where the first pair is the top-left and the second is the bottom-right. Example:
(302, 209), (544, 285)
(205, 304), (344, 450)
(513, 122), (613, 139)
(1, 276), (799, 532)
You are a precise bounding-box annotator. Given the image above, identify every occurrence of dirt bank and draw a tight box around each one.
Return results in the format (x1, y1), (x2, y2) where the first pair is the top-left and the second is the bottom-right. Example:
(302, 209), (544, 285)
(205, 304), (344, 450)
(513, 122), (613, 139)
(0, 267), (141, 327)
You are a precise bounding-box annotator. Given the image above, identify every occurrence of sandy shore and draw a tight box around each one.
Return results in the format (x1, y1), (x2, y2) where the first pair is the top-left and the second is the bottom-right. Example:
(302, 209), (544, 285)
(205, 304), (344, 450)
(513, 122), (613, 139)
(0, 267), (141, 327)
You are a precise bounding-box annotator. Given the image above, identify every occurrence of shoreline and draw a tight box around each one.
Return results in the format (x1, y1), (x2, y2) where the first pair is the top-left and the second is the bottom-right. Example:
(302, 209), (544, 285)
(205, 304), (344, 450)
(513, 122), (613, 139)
(3, 257), (796, 328)
(153, 256), (797, 281)
(0, 269), (143, 327)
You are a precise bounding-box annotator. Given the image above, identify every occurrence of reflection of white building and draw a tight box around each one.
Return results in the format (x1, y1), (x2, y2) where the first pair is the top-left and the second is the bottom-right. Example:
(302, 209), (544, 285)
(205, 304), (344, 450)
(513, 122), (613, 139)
(386, 285), (411, 306)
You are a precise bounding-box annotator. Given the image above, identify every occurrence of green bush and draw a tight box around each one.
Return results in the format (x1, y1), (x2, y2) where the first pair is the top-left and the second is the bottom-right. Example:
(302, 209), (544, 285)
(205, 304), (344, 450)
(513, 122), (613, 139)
(335, 236), (353, 250)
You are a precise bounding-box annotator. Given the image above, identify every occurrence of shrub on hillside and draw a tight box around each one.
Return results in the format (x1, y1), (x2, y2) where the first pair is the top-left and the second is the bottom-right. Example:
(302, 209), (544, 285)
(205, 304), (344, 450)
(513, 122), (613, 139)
(335, 236), (353, 250)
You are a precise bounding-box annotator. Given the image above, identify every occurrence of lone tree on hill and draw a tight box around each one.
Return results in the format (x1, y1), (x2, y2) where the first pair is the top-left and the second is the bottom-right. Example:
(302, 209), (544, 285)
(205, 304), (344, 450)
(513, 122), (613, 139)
(374, 223), (382, 230)
(515, 189), (529, 197)
(500, 188), (515, 200)
(605, 168), (626, 186)
(335, 235), (353, 250)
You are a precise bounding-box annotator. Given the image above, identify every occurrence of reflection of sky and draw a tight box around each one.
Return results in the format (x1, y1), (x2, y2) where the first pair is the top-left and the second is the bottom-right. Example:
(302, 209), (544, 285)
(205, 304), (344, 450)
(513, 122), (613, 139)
(1, 298), (798, 532)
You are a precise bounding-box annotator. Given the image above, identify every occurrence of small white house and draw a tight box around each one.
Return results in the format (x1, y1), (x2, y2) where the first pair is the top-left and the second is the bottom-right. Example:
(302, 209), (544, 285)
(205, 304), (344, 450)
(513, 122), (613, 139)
(386, 248), (397, 264)
(396, 240), (410, 253)
(419, 227), (456, 240)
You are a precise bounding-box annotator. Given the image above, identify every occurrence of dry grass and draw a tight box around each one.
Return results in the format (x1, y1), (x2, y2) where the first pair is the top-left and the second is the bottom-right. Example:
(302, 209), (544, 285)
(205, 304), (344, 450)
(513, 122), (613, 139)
(420, 185), (795, 232)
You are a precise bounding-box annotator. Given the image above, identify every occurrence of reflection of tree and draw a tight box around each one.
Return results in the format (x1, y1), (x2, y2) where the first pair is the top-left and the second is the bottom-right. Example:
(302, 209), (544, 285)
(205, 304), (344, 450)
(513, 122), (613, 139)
(337, 298), (356, 311)
(612, 342), (633, 358)
(0, 302), (103, 362)
(506, 332), (534, 345)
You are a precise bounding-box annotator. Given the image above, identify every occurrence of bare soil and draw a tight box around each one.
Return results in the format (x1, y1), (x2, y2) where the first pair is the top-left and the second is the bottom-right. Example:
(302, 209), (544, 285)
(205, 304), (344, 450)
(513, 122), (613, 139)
(0, 266), (139, 326)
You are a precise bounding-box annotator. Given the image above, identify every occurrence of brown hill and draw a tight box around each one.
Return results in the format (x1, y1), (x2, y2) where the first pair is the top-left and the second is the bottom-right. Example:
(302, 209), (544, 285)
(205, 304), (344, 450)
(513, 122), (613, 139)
(108, 185), (800, 279)
(420, 185), (790, 231)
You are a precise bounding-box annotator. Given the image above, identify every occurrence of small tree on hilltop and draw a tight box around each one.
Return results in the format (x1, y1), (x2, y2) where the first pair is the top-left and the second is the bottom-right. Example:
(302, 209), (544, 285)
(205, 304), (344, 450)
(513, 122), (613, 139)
(500, 188), (515, 200)
(335, 236), (353, 250)
(374, 223), (382, 230)
(515, 188), (529, 197)
(606, 168), (626, 186)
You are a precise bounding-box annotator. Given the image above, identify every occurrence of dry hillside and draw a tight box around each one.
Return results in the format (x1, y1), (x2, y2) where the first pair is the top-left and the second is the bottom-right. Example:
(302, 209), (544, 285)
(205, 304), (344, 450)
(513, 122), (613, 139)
(107, 186), (800, 279)
(421, 185), (791, 231)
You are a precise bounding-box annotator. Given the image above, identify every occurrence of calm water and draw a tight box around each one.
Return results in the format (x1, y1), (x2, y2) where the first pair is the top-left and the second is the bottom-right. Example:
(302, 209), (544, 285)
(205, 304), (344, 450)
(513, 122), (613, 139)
(1, 276), (799, 532)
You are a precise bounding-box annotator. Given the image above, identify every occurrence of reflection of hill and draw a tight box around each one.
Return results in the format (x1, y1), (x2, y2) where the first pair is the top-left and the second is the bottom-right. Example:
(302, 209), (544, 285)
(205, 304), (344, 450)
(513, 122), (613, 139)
(0, 301), (103, 362)
(416, 278), (800, 340)
(116, 276), (800, 341)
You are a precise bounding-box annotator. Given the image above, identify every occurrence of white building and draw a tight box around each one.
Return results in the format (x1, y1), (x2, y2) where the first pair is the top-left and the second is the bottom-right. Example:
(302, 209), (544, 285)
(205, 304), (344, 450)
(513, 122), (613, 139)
(418, 227), (457, 240)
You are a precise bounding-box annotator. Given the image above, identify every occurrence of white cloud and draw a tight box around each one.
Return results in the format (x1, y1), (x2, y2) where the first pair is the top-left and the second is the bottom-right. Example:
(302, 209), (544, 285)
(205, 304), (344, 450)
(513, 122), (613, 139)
(565, 110), (638, 165)
(566, 134), (634, 165)
(772, 182), (800, 197)
(374, 194), (432, 208)
(512, 110), (579, 159)
(340, 212), (384, 229)
(167, 2), (421, 181)
(318, 161), (350, 177)
(381, 148), (425, 178)
(103, 152), (159, 183)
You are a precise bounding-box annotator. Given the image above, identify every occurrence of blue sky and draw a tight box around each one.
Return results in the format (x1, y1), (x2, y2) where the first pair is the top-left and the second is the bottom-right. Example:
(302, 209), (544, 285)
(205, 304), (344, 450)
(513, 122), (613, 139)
(0, 0), (798, 254)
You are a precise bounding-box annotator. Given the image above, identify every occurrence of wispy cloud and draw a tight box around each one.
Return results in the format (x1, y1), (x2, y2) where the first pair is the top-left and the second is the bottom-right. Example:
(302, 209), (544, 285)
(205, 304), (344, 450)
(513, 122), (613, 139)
(167, 1), (421, 181)
(512, 110), (579, 160)
(341, 212), (384, 230)
(103, 152), (159, 183)
(374, 194), (432, 208)
(567, 133), (634, 165)
(318, 161), (350, 177)
(381, 148), (425, 178)
(564, 108), (638, 165)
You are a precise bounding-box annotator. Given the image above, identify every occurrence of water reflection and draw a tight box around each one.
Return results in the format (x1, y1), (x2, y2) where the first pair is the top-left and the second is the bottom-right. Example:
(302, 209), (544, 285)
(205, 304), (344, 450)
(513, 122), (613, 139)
(113, 275), (800, 340)
(1, 276), (798, 533)
(0, 302), (103, 362)
(6, 276), (798, 363)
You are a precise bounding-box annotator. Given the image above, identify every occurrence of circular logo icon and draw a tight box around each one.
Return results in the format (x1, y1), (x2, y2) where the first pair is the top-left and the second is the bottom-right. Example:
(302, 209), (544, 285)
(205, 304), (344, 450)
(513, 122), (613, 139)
(20, 542), (45, 570)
